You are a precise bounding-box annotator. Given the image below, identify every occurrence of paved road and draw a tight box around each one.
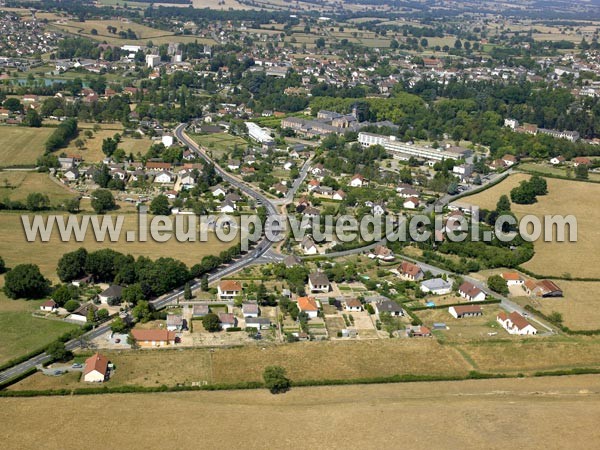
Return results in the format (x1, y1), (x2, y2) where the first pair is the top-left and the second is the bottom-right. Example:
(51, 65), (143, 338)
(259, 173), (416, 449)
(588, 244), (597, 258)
(0, 123), (286, 384)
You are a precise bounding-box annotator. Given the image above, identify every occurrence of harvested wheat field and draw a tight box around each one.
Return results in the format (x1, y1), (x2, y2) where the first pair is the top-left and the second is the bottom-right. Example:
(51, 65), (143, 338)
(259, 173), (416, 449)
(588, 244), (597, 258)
(3, 375), (600, 449)
(0, 213), (235, 280)
(464, 173), (600, 278)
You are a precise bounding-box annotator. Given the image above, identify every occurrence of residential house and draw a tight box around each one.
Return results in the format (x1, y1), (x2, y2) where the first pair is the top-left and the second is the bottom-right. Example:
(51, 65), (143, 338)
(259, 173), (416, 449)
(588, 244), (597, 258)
(166, 314), (184, 332)
(218, 313), (237, 330)
(227, 160), (240, 171)
(349, 174), (366, 187)
(83, 353), (110, 383)
(332, 190), (346, 201)
(69, 303), (97, 323)
(398, 261), (424, 281)
(154, 171), (174, 184)
(210, 185), (227, 197)
(368, 244), (395, 262)
(242, 302), (259, 318)
(403, 197), (420, 209)
(497, 311), (537, 335)
(64, 168), (80, 181)
(131, 329), (177, 347)
(573, 156), (592, 167)
(458, 281), (486, 302)
(219, 199), (236, 213)
(449, 305), (483, 319)
(307, 179), (320, 192)
(374, 300), (404, 317)
(40, 299), (58, 312)
(550, 156), (566, 165)
(297, 296), (320, 319)
(301, 236), (319, 255)
(98, 285), (123, 305)
(420, 278), (452, 295)
(344, 298), (363, 312)
(308, 272), (330, 293)
(502, 154), (517, 166)
(245, 317), (271, 330)
(501, 272), (524, 286)
(218, 280), (242, 300)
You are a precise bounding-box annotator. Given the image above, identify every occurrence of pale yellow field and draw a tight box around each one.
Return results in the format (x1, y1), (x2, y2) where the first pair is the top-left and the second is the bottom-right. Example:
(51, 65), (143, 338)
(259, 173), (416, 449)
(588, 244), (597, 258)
(3, 375), (600, 450)
(464, 174), (600, 278)
(0, 213), (235, 281)
(60, 129), (153, 163)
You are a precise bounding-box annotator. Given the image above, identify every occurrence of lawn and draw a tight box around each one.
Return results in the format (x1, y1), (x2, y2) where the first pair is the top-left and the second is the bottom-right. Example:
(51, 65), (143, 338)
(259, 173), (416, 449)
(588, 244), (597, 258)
(0, 212), (237, 281)
(190, 132), (249, 160)
(0, 126), (54, 167)
(0, 172), (77, 203)
(463, 173), (600, 278)
(519, 162), (600, 182)
(0, 282), (77, 365)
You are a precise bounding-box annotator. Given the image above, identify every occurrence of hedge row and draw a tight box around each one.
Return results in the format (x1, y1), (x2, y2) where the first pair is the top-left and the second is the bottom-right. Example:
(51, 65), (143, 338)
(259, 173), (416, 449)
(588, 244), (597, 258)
(516, 265), (600, 282)
(518, 167), (600, 185)
(5, 366), (600, 397)
(410, 298), (502, 312)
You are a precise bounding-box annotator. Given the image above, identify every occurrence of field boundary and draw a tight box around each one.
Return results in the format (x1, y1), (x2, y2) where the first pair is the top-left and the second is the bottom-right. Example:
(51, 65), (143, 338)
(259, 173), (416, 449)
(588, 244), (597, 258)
(4, 367), (600, 397)
(518, 167), (600, 184)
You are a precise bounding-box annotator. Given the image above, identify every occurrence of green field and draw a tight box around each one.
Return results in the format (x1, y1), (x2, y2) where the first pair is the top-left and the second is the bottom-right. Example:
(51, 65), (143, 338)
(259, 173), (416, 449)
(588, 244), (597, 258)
(0, 286), (77, 365)
(0, 127), (54, 167)
(190, 132), (249, 160)
(0, 172), (77, 203)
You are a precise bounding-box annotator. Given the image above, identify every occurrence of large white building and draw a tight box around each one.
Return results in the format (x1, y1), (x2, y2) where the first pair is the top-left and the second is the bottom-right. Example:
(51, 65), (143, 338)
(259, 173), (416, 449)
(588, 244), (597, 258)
(358, 132), (469, 161)
(245, 122), (275, 147)
(146, 54), (160, 68)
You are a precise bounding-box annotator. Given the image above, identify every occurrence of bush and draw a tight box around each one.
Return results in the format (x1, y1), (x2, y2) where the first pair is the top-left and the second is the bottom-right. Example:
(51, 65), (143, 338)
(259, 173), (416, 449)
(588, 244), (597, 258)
(202, 313), (221, 332)
(64, 299), (80, 312)
(263, 365), (291, 394)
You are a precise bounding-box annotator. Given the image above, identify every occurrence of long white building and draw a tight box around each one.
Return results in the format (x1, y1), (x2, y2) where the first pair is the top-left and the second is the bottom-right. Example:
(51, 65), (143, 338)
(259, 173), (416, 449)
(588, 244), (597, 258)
(358, 132), (469, 161)
(245, 122), (275, 147)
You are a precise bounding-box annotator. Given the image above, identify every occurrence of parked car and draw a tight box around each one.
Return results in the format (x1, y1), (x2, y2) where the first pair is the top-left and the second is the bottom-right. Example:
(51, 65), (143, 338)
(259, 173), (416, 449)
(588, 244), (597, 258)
(71, 363), (83, 369)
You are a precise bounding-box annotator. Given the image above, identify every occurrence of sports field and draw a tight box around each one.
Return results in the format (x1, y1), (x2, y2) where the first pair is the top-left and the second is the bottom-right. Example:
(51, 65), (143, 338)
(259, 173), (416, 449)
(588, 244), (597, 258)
(3, 375), (600, 449)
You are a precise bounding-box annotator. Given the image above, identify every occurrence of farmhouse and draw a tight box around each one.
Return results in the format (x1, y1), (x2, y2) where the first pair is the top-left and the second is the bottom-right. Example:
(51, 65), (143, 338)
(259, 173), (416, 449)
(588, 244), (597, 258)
(131, 329), (177, 347)
(403, 197), (420, 209)
(523, 279), (563, 297)
(69, 303), (97, 324)
(308, 272), (330, 293)
(497, 311), (537, 335)
(83, 353), (110, 383)
(297, 296), (320, 319)
(420, 278), (452, 295)
(40, 299), (58, 312)
(449, 305), (483, 319)
(458, 282), (486, 302)
(398, 261), (424, 281)
(218, 280), (242, 300)
(349, 174), (366, 187)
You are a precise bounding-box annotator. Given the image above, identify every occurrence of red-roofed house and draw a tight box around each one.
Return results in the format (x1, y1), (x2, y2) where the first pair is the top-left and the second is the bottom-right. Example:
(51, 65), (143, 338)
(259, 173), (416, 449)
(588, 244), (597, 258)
(497, 311), (537, 335)
(131, 329), (177, 347)
(398, 261), (424, 281)
(501, 272), (524, 286)
(297, 296), (320, 319)
(83, 352), (110, 382)
(458, 281), (486, 302)
(40, 299), (58, 312)
(218, 280), (242, 300)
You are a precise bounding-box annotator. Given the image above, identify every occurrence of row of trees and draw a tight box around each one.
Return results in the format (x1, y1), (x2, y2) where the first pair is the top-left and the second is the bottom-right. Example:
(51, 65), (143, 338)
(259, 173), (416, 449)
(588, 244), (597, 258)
(44, 118), (78, 153)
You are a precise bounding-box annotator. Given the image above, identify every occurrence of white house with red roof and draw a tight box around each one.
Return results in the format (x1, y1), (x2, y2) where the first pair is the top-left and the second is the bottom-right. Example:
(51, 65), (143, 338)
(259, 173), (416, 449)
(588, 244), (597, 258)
(83, 353), (110, 383)
(497, 311), (537, 335)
